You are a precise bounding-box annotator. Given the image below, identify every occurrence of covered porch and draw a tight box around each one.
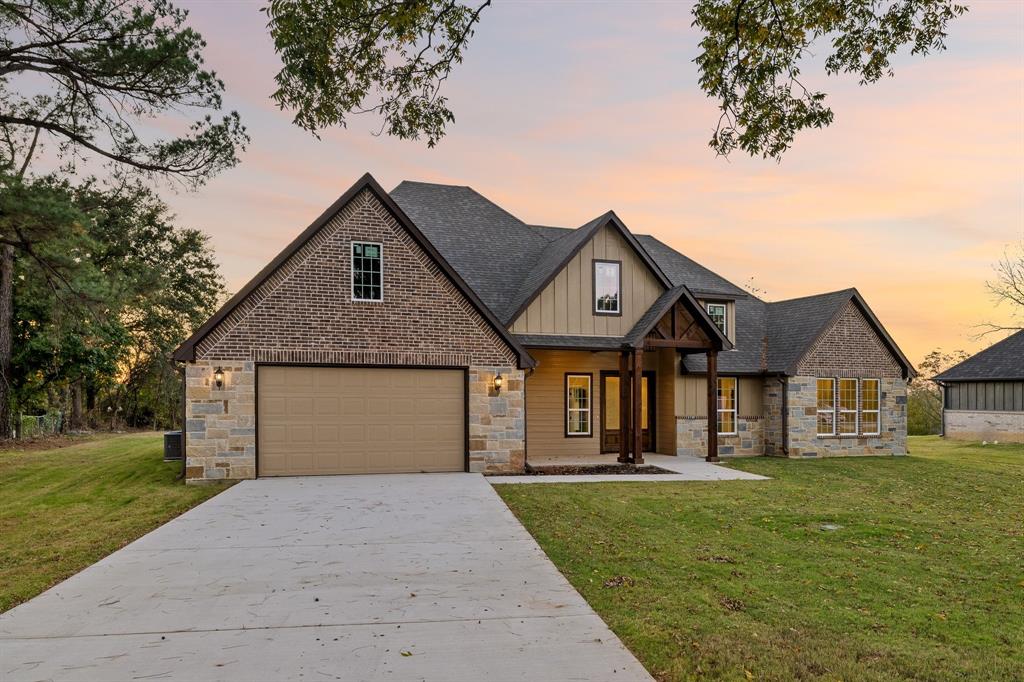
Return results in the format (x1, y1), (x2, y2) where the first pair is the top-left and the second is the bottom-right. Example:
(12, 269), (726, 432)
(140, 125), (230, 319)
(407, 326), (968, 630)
(521, 286), (731, 465)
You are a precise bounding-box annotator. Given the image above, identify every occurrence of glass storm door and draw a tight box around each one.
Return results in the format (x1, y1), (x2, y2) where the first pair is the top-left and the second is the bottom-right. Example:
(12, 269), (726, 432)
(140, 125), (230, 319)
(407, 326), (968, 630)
(601, 372), (655, 453)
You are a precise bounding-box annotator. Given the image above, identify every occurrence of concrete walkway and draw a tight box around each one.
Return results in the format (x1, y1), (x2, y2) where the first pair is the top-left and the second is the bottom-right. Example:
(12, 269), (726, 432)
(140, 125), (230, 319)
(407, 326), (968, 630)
(491, 453), (770, 484)
(0, 474), (651, 682)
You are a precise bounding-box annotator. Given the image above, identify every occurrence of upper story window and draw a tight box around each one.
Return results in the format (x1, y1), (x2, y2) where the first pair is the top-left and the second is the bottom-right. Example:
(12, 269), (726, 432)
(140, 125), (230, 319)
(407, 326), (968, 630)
(351, 242), (382, 301)
(593, 260), (621, 315)
(706, 303), (727, 336)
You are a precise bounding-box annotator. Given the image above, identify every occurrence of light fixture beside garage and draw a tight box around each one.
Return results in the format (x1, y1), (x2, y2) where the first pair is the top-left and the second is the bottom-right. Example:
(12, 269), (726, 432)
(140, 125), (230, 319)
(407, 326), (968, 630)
(493, 373), (503, 394)
(213, 367), (225, 390)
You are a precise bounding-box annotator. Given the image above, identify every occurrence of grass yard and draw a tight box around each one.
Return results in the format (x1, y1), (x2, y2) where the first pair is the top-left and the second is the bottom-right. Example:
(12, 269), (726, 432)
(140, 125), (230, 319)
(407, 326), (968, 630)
(497, 437), (1024, 681)
(0, 432), (229, 612)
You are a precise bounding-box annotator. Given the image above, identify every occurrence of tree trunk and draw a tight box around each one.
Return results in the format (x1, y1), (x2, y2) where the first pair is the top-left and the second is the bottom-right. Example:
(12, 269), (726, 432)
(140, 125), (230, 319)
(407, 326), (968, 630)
(70, 380), (84, 431)
(0, 244), (13, 440)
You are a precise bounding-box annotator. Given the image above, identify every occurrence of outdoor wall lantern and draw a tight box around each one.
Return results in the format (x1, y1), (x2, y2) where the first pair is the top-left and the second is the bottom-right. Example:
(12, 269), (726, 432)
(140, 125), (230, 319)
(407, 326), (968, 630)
(213, 367), (225, 390)
(493, 373), (504, 394)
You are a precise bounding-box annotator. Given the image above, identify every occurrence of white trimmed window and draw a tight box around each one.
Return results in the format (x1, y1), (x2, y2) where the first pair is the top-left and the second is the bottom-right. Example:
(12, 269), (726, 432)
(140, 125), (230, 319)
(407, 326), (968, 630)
(861, 379), (880, 435)
(593, 261), (621, 314)
(718, 377), (737, 435)
(838, 378), (858, 435)
(817, 378), (836, 436)
(707, 303), (727, 336)
(351, 242), (382, 301)
(566, 374), (592, 436)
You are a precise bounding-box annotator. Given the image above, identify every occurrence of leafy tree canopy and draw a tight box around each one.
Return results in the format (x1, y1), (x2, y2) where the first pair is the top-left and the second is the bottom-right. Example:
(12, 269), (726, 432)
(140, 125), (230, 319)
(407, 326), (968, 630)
(0, 0), (248, 183)
(264, 0), (966, 159)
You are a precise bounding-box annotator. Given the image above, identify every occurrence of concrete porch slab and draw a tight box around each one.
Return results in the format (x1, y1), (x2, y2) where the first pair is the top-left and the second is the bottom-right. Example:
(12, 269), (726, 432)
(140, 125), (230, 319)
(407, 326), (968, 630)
(490, 453), (769, 484)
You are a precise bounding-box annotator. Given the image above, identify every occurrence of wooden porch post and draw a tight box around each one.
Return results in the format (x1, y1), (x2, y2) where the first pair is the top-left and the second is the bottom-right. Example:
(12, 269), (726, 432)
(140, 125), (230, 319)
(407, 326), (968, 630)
(706, 350), (719, 462)
(633, 348), (644, 465)
(618, 350), (630, 464)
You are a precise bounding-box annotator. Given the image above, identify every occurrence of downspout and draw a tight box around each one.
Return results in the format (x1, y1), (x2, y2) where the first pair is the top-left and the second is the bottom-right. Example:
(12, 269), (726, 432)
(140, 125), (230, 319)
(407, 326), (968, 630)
(936, 379), (946, 438)
(777, 376), (789, 456)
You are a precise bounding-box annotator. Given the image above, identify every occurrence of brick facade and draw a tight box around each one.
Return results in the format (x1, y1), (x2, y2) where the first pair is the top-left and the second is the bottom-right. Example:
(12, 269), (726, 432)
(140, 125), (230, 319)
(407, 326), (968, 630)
(797, 302), (903, 378)
(184, 189), (523, 482)
(764, 302), (908, 457)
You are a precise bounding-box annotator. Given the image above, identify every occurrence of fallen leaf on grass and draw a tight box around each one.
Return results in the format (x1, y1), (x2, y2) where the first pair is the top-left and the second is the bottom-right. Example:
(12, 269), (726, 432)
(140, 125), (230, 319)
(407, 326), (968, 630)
(603, 576), (635, 588)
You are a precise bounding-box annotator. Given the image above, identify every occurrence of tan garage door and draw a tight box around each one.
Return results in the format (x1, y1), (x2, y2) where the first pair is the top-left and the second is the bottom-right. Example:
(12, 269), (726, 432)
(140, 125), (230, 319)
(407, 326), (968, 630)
(257, 366), (465, 476)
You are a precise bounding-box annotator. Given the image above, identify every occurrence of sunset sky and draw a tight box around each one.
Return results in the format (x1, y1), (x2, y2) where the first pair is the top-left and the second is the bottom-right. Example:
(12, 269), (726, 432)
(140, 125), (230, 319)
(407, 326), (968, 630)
(165, 0), (1023, 365)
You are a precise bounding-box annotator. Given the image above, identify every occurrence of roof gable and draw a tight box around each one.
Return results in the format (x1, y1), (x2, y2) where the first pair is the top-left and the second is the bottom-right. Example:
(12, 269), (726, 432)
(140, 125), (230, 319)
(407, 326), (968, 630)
(934, 330), (1024, 382)
(504, 211), (673, 326)
(174, 174), (535, 368)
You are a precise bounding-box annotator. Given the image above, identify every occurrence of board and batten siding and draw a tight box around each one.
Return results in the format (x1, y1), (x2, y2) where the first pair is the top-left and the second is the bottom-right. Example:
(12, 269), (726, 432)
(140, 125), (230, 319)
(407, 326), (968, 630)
(696, 299), (736, 345)
(944, 381), (1024, 412)
(676, 372), (764, 417)
(510, 225), (665, 336)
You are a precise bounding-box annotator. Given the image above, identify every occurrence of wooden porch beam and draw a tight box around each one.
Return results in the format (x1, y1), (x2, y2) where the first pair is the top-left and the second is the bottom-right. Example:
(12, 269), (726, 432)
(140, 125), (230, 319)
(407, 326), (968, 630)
(633, 349), (644, 465)
(643, 337), (710, 349)
(618, 351), (630, 464)
(706, 350), (720, 463)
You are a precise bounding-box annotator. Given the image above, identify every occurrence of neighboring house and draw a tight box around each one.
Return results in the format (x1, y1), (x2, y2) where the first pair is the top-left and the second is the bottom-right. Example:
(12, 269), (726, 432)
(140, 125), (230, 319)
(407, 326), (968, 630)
(174, 173), (915, 483)
(934, 330), (1024, 443)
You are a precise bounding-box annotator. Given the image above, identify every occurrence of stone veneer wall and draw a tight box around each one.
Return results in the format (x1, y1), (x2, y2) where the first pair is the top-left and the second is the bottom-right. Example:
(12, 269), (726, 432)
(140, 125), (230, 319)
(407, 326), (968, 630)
(944, 410), (1024, 443)
(469, 367), (526, 472)
(784, 376), (907, 457)
(185, 360), (255, 482)
(184, 188), (526, 482)
(762, 379), (786, 456)
(676, 416), (764, 457)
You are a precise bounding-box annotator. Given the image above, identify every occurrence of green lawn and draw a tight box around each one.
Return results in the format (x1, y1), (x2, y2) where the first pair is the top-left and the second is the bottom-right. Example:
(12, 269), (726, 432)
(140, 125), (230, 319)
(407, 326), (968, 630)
(497, 437), (1024, 681)
(0, 432), (229, 612)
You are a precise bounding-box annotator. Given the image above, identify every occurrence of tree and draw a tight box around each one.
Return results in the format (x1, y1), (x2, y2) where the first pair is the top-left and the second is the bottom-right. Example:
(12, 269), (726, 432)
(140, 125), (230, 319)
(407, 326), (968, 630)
(981, 239), (1024, 334)
(0, 0), (247, 438)
(264, 0), (966, 157)
(907, 348), (968, 435)
(9, 177), (224, 434)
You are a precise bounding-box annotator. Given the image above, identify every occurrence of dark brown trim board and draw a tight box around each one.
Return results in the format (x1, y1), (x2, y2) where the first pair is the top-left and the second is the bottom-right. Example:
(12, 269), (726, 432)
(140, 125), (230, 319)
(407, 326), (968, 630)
(173, 173), (535, 370)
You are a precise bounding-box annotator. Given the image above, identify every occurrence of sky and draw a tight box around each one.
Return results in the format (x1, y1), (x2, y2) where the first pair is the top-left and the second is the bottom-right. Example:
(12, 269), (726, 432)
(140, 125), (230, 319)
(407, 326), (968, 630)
(161, 0), (1023, 365)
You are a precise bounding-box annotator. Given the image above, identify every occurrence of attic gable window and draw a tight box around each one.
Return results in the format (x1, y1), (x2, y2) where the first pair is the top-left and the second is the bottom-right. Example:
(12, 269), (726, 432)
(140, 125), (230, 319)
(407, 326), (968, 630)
(351, 242), (382, 301)
(706, 303), (727, 336)
(593, 260), (621, 315)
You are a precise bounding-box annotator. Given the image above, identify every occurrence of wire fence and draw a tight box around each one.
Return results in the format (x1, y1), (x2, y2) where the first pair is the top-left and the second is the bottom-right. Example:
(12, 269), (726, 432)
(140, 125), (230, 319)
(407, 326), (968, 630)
(16, 412), (64, 439)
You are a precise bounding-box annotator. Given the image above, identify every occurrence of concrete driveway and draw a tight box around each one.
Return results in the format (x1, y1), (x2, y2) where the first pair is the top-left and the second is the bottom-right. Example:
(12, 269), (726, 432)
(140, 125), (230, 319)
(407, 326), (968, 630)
(0, 474), (651, 682)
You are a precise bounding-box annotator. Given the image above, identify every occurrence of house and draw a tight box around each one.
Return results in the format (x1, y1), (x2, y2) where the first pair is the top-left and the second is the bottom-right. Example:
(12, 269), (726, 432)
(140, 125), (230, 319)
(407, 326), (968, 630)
(173, 173), (915, 483)
(934, 330), (1024, 443)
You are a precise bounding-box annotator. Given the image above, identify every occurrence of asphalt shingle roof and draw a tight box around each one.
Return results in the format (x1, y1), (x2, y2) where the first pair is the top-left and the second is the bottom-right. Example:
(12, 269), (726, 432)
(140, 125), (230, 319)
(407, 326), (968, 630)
(390, 181), (551, 322)
(764, 289), (857, 373)
(389, 181), (907, 376)
(933, 330), (1024, 381)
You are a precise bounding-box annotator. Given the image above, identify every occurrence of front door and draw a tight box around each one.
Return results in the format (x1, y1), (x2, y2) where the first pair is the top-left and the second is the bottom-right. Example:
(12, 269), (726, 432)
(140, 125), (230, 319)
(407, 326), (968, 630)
(601, 371), (655, 453)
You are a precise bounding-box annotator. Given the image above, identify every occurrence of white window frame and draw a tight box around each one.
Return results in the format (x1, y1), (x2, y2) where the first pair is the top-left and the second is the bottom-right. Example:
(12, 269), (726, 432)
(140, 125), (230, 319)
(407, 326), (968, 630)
(706, 302), (727, 337)
(717, 377), (738, 435)
(351, 241), (383, 302)
(860, 378), (881, 435)
(565, 374), (592, 437)
(593, 260), (622, 315)
(817, 378), (836, 437)
(838, 377), (859, 436)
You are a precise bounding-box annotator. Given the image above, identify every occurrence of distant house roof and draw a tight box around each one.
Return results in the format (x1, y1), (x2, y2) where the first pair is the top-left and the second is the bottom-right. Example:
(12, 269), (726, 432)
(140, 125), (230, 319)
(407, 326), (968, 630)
(934, 330), (1024, 382)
